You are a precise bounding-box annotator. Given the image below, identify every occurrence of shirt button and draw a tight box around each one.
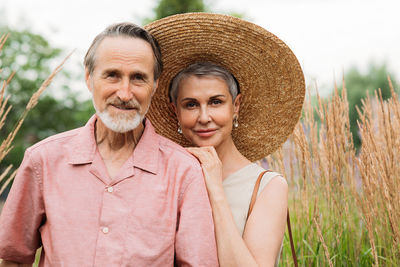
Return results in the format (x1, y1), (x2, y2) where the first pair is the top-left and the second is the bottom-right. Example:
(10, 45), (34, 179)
(107, 186), (114, 193)
(102, 227), (109, 234)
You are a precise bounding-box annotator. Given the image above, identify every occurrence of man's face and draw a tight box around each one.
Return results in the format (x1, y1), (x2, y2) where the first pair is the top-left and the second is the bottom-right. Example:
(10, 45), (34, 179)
(85, 36), (158, 133)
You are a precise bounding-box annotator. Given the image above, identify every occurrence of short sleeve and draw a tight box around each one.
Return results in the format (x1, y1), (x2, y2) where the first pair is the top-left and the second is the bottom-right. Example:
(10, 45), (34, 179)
(257, 171), (282, 197)
(0, 149), (45, 263)
(174, 169), (218, 267)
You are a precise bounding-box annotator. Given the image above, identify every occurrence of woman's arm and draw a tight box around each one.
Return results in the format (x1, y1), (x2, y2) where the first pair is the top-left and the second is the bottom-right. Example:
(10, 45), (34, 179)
(187, 147), (288, 267)
(242, 176), (288, 265)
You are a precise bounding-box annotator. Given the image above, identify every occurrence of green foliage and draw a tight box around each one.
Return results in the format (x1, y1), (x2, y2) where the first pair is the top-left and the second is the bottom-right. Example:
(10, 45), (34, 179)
(153, 0), (206, 20)
(143, 0), (244, 24)
(339, 62), (398, 149)
(0, 26), (93, 173)
(142, 0), (207, 24)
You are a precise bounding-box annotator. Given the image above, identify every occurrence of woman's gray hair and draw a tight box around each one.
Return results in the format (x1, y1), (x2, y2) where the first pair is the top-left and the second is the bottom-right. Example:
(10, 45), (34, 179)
(84, 22), (163, 80)
(169, 62), (240, 104)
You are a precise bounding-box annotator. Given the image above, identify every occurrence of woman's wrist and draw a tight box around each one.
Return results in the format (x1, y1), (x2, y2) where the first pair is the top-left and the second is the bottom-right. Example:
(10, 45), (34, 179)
(207, 185), (226, 203)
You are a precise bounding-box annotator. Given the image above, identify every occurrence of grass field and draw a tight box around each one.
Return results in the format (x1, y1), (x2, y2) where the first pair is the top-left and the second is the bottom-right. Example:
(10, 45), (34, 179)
(269, 81), (400, 266)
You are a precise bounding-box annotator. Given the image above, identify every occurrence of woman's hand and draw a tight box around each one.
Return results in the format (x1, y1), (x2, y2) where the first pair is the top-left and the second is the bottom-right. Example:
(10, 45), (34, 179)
(186, 146), (224, 196)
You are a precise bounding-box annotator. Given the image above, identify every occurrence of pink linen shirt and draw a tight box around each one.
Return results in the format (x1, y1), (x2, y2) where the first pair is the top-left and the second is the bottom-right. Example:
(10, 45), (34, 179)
(0, 115), (218, 266)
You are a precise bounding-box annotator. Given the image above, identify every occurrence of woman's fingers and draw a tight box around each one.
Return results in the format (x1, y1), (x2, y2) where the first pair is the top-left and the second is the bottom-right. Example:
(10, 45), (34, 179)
(186, 147), (221, 171)
(186, 147), (215, 163)
(186, 147), (224, 192)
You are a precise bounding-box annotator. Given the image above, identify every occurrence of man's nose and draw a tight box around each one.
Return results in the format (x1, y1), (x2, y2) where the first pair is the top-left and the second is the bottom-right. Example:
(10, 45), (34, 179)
(116, 79), (133, 101)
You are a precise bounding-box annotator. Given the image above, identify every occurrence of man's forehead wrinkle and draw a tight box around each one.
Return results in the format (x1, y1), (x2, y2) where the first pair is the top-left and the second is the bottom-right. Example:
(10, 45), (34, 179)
(91, 36), (156, 77)
(98, 50), (155, 70)
(100, 53), (150, 64)
(101, 66), (149, 77)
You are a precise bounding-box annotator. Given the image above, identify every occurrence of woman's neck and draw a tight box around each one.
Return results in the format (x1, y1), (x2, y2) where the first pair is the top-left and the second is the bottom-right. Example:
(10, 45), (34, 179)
(215, 138), (251, 180)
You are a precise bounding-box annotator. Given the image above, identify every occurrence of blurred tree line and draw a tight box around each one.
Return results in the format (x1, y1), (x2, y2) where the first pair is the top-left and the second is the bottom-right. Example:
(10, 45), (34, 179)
(339, 63), (398, 149)
(0, 25), (94, 174)
(0, 0), (399, 184)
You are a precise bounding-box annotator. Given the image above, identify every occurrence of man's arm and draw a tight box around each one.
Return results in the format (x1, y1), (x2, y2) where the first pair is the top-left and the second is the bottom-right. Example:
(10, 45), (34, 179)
(0, 150), (44, 264)
(175, 170), (218, 267)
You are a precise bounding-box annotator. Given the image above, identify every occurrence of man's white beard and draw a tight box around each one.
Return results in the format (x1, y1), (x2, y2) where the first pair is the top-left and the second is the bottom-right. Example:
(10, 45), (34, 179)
(93, 99), (144, 133)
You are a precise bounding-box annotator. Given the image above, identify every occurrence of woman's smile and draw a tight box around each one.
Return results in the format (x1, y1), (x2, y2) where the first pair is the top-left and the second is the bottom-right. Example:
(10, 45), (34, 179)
(194, 128), (218, 137)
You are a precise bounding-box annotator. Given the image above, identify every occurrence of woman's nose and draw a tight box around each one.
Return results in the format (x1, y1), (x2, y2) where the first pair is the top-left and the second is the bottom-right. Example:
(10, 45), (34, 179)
(198, 106), (211, 124)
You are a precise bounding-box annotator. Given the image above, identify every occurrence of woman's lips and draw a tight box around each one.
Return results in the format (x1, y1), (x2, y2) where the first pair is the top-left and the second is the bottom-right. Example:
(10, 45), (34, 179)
(194, 129), (217, 137)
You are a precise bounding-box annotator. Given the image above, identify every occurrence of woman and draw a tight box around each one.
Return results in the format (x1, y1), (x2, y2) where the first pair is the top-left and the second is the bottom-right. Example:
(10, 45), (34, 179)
(145, 13), (305, 266)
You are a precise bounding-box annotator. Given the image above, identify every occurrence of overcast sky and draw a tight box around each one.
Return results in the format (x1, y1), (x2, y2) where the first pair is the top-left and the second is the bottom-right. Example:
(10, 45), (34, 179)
(1, 0), (399, 98)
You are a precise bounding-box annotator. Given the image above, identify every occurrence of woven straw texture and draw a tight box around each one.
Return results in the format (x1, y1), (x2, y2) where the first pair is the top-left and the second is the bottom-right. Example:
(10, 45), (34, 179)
(145, 13), (305, 162)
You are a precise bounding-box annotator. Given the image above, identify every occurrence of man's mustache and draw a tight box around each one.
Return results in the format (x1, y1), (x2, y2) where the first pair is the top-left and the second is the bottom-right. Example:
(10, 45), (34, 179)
(107, 97), (140, 110)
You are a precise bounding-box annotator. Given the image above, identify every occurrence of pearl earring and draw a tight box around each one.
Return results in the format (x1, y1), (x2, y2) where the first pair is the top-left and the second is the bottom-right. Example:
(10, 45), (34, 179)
(233, 116), (239, 128)
(177, 124), (182, 134)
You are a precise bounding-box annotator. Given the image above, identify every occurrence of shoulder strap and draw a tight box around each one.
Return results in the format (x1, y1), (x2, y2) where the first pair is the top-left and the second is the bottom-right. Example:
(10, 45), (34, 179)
(246, 170), (268, 220)
(246, 170), (298, 267)
(286, 209), (298, 266)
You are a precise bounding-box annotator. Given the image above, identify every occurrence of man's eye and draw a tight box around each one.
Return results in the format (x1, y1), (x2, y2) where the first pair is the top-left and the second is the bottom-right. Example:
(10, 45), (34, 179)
(132, 74), (144, 80)
(107, 72), (118, 79)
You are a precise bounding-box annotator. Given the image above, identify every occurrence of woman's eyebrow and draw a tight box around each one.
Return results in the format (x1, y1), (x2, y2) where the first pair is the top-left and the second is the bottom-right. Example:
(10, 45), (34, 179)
(209, 94), (226, 98)
(180, 97), (197, 102)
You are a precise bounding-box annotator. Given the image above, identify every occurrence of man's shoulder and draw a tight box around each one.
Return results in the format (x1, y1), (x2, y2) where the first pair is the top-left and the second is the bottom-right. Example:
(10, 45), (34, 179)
(156, 133), (201, 168)
(26, 126), (84, 154)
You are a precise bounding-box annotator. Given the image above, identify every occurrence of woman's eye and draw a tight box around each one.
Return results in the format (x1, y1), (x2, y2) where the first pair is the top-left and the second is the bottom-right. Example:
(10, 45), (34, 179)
(185, 102), (198, 108)
(210, 99), (222, 105)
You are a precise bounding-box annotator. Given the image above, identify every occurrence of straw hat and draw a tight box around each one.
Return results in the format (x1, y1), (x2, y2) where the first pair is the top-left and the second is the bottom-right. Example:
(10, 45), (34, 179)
(144, 13), (305, 162)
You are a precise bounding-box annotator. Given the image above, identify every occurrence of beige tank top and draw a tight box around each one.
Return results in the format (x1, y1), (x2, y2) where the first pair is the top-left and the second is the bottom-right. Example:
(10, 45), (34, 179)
(223, 163), (280, 234)
(223, 163), (282, 265)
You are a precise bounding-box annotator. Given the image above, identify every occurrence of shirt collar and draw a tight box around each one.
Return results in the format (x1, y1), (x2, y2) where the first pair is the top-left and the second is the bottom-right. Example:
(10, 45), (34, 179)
(132, 118), (159, 174)
(69, 115), (159, 174)
(69, 114), (97, 165)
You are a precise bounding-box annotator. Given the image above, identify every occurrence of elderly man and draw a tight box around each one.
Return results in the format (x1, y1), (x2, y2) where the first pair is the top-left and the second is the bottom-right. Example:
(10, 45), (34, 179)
(0, 23), (218, 266)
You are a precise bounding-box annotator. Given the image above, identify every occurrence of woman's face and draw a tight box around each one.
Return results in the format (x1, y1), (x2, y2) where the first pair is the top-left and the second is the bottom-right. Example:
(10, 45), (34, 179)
(173, 75), (240, 149)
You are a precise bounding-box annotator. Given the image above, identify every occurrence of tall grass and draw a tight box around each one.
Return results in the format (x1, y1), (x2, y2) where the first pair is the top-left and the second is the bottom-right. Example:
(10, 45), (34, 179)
(267, 79), (400, 266)
(0, 33), (70, 197)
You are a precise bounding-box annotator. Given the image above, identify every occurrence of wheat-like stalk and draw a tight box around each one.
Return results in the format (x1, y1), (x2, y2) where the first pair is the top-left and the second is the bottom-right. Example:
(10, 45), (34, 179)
(0, 34), (72, 196)
(268, 75), (399, 265)
(313, 216), (333, 267)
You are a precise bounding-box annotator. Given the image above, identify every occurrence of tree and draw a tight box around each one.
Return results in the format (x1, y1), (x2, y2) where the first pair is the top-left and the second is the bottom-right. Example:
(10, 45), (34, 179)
(146, 0), (244, 22)
(340, 62), (398, 149)
(0, 26), (93, 174)
(152, 0), (206, 20)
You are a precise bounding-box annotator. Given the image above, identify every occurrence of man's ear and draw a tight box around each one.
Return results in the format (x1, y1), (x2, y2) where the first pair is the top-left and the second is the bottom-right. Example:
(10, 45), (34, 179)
(233, 93), (242, 115)
(152, 79), (159, 96)
(85, 69), (92, 93)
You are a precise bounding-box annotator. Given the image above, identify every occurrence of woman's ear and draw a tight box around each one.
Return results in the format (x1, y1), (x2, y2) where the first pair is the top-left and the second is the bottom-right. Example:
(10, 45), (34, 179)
(170, 102), (178, 116)
(233, 93), (242, 115)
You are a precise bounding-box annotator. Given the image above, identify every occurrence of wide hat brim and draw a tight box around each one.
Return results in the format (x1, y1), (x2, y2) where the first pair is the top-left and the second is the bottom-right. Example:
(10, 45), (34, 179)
(145, 13), (305, 162)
